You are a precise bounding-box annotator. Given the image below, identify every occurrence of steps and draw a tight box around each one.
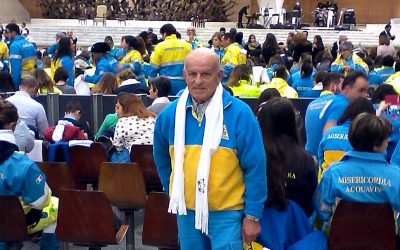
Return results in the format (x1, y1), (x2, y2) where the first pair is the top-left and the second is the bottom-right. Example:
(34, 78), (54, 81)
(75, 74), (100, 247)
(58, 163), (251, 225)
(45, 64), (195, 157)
(27, 19), (381, 50)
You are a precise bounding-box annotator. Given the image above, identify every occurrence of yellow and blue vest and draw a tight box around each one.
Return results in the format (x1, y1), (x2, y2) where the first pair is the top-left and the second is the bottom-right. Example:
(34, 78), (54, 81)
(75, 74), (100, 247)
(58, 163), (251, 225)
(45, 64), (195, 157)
(9, 35), (36, 88)
(331, 53), (369, 76)
(149, 34), (192, 95)
(221, 43), (246, 84)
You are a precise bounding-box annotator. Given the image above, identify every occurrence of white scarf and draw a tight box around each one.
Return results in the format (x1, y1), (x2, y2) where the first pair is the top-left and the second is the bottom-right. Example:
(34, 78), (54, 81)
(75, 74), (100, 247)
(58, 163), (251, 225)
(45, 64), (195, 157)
(169, 83), (224, 234)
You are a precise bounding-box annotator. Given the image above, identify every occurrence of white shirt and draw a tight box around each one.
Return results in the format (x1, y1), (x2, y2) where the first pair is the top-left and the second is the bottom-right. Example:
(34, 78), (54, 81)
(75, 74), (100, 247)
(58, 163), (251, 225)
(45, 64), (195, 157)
(7, 91), (49, 137)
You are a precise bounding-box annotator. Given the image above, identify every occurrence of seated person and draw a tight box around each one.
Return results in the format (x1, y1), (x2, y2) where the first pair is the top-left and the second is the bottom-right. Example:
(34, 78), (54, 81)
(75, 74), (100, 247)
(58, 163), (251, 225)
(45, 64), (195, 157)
(314, 113), (400, 223)
(318, 97), (374, 180)
(292, 61), (318, 97)
(96, 113), (118, 140)
(0, 100), (59, 250)
(147, 76), (171, 115)
(260, 65), (298, 98)
(60, 100), (93, 140)
(228, 65), (261, 98)
(113, 93), (156, 153)
(6, 77), (49, 138)
(91, 72), (117, 95)
(115, 68), (149, 95)
(54, 67), (76, 94)
(33, 68), (62, 94)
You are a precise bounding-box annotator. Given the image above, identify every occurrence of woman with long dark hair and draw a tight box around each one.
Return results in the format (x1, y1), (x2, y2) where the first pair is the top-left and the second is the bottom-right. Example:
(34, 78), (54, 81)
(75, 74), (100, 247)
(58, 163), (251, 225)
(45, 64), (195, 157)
(312, 35), (324, 64)
(119, 35), (146, 85)
(258, 97), (317, 217)
(261, 33), (280, 65)
(51, 37), (75, 86)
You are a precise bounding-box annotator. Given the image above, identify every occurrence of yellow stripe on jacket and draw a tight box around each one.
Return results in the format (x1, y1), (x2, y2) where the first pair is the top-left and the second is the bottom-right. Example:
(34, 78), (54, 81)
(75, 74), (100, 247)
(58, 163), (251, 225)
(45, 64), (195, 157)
(319, 150), (346, 181)
(169, 145), (244, 211)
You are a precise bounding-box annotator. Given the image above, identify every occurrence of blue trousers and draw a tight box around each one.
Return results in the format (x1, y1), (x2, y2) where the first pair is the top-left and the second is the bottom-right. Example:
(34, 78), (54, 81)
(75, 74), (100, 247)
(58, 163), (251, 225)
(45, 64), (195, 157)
(177, 210), (243, 250)
(0, 233), (59, 250)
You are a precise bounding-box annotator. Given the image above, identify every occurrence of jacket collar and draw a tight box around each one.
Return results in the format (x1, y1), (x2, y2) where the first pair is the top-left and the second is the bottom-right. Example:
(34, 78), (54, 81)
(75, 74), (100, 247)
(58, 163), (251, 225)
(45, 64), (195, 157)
(343, 150), (388, 164)
(165, 34), (178, 40)
(225, 42), (239, 52)
(185, 87), (233, 110)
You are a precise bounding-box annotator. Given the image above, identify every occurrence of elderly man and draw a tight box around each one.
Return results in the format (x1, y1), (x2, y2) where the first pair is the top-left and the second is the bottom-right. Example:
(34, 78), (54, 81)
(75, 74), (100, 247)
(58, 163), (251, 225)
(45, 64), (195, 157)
(186, 26), (203, 49)
(153, 48), (267, 249)
(331, 41), (368, 76)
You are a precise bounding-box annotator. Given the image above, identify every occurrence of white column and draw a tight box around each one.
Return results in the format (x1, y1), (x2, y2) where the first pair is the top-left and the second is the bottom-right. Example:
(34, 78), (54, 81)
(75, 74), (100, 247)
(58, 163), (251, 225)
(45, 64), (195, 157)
(0, 0), (30, 23)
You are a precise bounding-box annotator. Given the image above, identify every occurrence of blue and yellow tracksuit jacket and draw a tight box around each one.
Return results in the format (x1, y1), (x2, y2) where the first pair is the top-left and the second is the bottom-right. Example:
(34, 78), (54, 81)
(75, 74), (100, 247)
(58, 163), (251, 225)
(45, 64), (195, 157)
(213, 47), (224, 62)
(376, 66), (395, 84)
(9, 35), (37, 88)
(305, 91), (335, 157)
(120, 49), (146, 86)
(221, 43), (247, 84)
(314, 150), (400, 222)
(50, 55), (75, 86)
(149, 34), (192, 95)
(153, 90), (267, 219)
(331, 53), (369, 76)
(84, 54), (119, 84)
(318, 121), (352, 180)
(186, 37), (203, 49)
(231, 80), (261, 98)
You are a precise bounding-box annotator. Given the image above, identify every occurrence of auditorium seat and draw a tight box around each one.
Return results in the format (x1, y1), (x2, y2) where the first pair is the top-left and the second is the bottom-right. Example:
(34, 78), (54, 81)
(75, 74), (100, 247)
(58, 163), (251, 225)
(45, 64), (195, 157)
(69, 142), (108, 190)
(56, 189), (129, 248)
(130, 144), (163, 193)
(98, 162), (147, 250)
(93, 5), (107, 26)
(0, 196), (28, 246)
(142, 192), (179, 249)
(329, 200), (396, 250)
(37, 162), (75, 197)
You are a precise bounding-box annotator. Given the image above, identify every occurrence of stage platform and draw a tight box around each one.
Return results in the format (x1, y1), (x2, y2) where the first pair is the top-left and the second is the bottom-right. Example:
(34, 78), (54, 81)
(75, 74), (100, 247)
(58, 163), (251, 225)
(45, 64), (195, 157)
(27, 18), (392, 50)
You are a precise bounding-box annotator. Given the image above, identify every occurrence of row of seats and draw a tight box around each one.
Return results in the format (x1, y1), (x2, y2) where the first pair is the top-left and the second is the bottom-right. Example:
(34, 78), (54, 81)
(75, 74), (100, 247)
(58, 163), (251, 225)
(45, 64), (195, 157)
(0, 142), (179, 249)
(1, 142), (398, 249)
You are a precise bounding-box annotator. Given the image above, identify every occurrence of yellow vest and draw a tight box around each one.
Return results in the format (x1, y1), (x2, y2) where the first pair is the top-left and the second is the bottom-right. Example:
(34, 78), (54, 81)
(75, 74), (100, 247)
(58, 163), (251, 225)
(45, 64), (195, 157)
(231, 80), (261, 98)
(260, 78), (298, 98)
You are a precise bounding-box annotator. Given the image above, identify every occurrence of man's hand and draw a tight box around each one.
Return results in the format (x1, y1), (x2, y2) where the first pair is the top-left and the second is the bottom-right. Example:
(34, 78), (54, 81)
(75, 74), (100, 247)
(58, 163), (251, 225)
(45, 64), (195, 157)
(242, 217), (261, 243)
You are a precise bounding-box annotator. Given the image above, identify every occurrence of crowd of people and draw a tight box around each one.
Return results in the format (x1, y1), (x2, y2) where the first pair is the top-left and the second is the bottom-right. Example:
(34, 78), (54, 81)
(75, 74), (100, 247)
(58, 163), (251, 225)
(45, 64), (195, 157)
(37, 0), (235, 22)
(1, 20), (400, 250)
